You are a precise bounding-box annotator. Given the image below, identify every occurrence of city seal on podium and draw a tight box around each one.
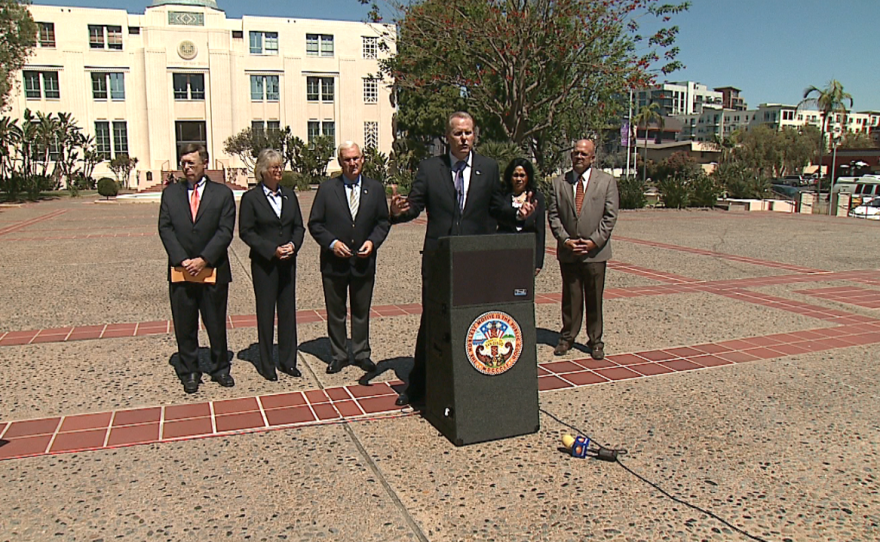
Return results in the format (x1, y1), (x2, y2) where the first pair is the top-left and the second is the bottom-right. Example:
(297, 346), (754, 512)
(465, 311), (523, 375)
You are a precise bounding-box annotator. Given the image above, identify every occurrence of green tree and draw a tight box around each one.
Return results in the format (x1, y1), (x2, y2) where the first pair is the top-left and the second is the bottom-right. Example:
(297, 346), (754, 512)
(799, 80), (853, 197)
(839, 131), (877, 149)
(377, 0), (688, 172)
(108, 154), (139, 188)
(0, 0), (37, 109)
(361, 146), (388, 183)
(632, 102), (664, 181)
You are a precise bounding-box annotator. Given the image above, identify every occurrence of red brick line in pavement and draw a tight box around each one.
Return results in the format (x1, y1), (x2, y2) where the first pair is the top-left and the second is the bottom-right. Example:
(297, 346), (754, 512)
(2, 318), (880, 461)
(0, 210), (67, 237)
(5, 268), (880, 347)
(614, 236), (826, 274)
(795, 286), (880, 310)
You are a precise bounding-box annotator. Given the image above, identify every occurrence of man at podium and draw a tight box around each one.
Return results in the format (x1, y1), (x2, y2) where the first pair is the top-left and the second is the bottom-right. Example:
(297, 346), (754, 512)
(389, 111), (536, 407)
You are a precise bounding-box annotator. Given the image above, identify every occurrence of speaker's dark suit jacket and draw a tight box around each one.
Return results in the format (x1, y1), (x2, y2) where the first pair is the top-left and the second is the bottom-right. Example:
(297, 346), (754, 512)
(158, 178), (236, 378)
(390, 153), (517, 276)
(308, 175), (390, 365)
(307, 175), (390, 278)
(238, 183), (305, 376)
(389, 152), (518, 400)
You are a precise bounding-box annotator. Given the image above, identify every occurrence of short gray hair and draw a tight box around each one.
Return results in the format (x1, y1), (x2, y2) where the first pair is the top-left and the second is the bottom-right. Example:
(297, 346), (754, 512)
(446, 111), (475, 134)
(254, 149), (284, 182)
(337, 141), (363, 163)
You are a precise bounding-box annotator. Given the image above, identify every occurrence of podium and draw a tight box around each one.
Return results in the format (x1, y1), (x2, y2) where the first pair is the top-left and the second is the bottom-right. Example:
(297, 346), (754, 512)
(423, 233), (540, 446)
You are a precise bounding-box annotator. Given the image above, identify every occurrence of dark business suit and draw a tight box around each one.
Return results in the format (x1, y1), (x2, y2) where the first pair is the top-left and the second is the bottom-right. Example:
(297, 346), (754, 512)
(158, 178), (236, 379)
(239, 184), (305, 378)
(308, 175), (390, 366)
(496, 190), (546, 271)
(547, 168), (619, 349)
(390, 152), (517, 401)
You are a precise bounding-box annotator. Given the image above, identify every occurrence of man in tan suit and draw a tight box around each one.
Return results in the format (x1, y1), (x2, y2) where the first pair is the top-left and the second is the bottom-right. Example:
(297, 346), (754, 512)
(547, 139), (619, 360)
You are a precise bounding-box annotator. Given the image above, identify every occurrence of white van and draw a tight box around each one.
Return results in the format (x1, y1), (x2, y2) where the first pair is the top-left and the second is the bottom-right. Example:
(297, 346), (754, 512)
(834, 175), (880, 199)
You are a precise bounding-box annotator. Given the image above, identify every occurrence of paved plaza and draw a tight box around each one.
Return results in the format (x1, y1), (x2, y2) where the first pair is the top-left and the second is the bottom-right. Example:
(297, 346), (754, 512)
(0, 194), (878, 541)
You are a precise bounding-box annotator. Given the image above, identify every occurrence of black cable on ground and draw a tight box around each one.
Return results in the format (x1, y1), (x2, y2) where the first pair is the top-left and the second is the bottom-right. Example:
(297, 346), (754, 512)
(539, 408), (771, 542)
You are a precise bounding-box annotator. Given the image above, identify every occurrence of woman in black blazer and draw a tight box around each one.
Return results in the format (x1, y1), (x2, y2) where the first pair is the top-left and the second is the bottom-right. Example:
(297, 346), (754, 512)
(497, 157), (545, 275)
(239, 149), (305, 381)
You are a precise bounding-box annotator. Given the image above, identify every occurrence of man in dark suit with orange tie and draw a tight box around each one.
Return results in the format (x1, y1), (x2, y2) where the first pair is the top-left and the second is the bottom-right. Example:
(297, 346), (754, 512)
(158, 143), (236, 394)
(308, 141), (390, 375)
(389, 112), (536, 406)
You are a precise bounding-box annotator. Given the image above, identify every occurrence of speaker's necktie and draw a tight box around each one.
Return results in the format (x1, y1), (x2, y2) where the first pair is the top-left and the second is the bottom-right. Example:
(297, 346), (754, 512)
(454, 160), (467, 213)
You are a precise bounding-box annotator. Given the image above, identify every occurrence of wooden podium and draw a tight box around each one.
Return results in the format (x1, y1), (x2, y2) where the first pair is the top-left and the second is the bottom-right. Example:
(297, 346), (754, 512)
(423, 234), (540, 446)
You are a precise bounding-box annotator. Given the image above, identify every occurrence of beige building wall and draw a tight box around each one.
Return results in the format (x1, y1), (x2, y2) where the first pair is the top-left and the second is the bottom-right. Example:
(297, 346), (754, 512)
(10, 2), (395, 189)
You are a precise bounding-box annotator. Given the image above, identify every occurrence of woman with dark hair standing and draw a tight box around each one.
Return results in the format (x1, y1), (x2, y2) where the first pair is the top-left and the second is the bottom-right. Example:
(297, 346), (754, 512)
(497, 157), (545, 275)
(239, 149), (305, 381)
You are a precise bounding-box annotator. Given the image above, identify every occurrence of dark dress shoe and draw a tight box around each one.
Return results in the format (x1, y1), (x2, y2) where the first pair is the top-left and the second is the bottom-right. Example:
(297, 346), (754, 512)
(211, 373), (235, 387)
(183, 374), (200, 394)
(355, 358), (377, 372)
(395, 393), (425, 408)
(279, 365), (302, 378)
(260, 369), (278, 381)
(590, 346), (605, 360)
(553, 340), (572, 356)
(326, 359), (346, 374)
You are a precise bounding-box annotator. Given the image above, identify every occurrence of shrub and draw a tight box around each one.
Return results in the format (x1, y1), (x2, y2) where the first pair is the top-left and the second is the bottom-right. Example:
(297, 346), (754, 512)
(658, 176), (690, 209)
(689, 173), (721, 207)
(97, 177), (118, 199)
(386, 170), (414, 195)
(280, 171), (312, 191)
(617, 175), (647, 210)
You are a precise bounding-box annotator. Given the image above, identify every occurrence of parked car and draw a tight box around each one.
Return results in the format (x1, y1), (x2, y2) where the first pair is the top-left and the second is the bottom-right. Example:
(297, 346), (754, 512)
(848, 198), (880, 220)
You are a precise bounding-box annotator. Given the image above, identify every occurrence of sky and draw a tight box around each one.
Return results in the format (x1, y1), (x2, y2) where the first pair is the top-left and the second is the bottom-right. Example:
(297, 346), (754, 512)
(30, 0), (880, 111)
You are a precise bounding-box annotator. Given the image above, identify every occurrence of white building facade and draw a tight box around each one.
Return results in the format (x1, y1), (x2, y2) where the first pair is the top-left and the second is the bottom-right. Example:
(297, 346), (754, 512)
(637, 81), (723, 116)
(10, 0), (395, 189)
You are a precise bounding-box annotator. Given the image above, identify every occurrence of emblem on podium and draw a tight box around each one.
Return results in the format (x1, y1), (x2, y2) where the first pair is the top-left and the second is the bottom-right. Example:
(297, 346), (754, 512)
(465, 311), (522, 375)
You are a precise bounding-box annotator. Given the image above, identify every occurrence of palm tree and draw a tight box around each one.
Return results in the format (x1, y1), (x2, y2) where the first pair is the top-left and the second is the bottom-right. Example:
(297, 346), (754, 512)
(633, 102), (665, 181)
(800, 80), (853, 196)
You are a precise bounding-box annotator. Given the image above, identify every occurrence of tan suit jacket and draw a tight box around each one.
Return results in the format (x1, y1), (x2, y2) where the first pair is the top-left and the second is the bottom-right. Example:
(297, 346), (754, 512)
(547, 168), (619, 263)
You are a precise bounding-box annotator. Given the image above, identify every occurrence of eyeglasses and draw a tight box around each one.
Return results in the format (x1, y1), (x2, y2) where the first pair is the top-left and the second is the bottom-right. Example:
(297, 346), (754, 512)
(180, 161), (201, 169)
(572, 152), (594, 158)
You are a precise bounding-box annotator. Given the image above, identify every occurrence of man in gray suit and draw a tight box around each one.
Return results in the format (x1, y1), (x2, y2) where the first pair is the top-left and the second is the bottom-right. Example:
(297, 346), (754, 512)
(547, 139), (619, 360)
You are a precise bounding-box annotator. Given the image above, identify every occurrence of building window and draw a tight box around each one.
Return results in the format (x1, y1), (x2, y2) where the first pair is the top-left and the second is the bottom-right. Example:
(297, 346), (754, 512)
(95, 121), (128, 158)
(362, 36), (378, 59)
(129, 26), (140, 35)
(306, 77), (334, 102)
(249, 31), (278, 55)
(37, 22), (55, 47)
(89, 25), (123, 50)
(95, 122), (111, 160)
(364, 121), (378, 149)
(250, 75), (279, 101)
(91, 72), (125, 100)
(306, 33), (333, 57)
(322, 121), (335, 143)
(173, 73), (205, 100)
(23, 71), (59, 99)
(113, 121), (128, 156)
(307, 121), (335, 143)
(307, 121), (320, 142)
(232, 30), (243, 39)
(252, 120), (281, 136)
(364, 79), (378, 104)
